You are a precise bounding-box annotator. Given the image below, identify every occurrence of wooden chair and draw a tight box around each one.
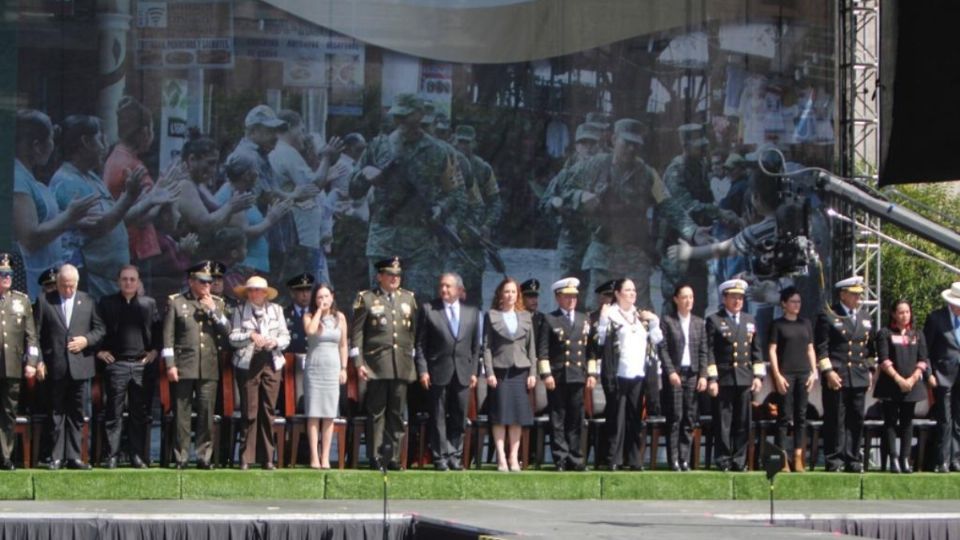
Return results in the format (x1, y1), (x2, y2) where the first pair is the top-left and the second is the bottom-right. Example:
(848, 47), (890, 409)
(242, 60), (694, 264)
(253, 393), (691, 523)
(286, 353), (347, 469)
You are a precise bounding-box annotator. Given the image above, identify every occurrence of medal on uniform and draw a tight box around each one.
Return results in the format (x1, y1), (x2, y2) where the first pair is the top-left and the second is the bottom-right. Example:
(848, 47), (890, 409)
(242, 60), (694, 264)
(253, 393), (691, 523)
(400, 302), (411, 317)
(11, 299), (23, 315)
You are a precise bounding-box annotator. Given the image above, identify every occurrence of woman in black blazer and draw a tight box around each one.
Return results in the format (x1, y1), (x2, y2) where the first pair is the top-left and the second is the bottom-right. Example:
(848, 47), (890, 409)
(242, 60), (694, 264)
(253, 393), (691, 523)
(483, 277), (537, 472)
(874, 299), (928, 473)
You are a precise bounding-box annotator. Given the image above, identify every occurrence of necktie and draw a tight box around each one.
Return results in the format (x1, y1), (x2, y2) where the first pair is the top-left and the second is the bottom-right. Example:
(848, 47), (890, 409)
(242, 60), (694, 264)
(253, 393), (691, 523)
(63, 298), (72, 327)
(954, 316), (960, 345)
(449, 305), (459, 338)
(568, 311), (574, 325)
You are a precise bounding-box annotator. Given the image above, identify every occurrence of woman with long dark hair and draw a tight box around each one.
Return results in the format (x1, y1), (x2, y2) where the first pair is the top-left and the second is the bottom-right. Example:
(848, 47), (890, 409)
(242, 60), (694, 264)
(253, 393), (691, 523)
(874, 298), (928, 473)
(598, 278), (662, 471)
(482, 277), (537, 471)
(302, 283), (348, 469)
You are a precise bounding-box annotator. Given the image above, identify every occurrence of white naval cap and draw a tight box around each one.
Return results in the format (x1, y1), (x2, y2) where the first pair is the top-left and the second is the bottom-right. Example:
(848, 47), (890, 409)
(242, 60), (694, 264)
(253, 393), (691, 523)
(719, 278), (748, 295)
(552, 277), (581, 295)
(834, 276), (865, 293)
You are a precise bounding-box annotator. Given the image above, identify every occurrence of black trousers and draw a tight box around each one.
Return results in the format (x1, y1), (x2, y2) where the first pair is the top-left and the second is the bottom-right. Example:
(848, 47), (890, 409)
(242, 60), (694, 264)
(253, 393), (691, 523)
(366, 379), (407, 464)
(45, 377), (87, 463)
(881, 399), (915, 462)
(172, 378), (218, 464)
(822, 384), (866, 469)
(934, 382), (960, 466)
(716, 385), (752, 469)
(0, 379), (20, 463)
(775, 373), (810, 453)
(607, 376), (645, 468)
(548, 381), (585, 467)
(104, 360), (154, 461)
(428, 379), (470, 465)
(663, 370), (699, 465)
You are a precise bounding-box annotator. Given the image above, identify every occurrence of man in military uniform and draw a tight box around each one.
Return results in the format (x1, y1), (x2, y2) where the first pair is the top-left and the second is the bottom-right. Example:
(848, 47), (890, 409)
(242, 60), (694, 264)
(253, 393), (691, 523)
(563, 123), (601, 170)
(585, 112), (612, 152)
(0, 254), (38, 470)
(815, 276), (876, 473)
(705, 279), (764, 471)
(520, 279), (548, 361)
(162, 261), (232, 469)
(285, 273), (315, 356)
(351, 257), (418, 469)
(452, 125), (502, 303)
(547, 119), (700, 308)
(539, 278), (597, 471)
(349, 94), (464, 301)
(37, 267), (58, 296)
(659, 124), (739, 317)
(587, 279), (615, 465)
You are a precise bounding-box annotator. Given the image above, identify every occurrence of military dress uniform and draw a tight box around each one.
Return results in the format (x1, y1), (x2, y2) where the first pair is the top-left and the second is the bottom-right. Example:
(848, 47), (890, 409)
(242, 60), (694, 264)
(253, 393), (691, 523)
(815, 277), (876, 472)
(162, 263), (232, 467)
(539, 278), (597, 470)
(350, 258), (418, 468)
(0, 254), (38, 468)
(284, 273), (316, 356)
(706, 279), (764, 471)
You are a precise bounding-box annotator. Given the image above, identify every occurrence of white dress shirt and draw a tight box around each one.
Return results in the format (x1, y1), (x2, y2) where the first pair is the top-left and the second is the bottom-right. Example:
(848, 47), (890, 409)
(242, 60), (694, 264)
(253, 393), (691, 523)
(679, 313), (692, 368)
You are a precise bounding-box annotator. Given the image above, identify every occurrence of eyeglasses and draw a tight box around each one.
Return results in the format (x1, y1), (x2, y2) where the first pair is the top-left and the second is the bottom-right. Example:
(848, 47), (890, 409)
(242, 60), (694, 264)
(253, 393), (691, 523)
(0, 272), (12, 279)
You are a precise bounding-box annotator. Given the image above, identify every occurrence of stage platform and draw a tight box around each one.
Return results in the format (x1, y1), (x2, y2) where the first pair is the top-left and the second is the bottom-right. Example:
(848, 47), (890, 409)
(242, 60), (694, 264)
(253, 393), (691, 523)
(0, 499), (957, 539)
(1, 469), (960, 501)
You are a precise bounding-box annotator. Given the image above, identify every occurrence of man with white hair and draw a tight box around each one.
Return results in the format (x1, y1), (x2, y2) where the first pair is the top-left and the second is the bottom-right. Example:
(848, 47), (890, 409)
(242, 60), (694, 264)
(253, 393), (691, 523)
(35, 263), (105, 469)
(925, 282), (960, 473)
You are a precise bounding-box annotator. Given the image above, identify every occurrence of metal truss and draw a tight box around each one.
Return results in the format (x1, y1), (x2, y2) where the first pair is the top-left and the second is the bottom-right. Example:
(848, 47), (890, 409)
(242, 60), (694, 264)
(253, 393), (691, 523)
(838, 0), (881, 321)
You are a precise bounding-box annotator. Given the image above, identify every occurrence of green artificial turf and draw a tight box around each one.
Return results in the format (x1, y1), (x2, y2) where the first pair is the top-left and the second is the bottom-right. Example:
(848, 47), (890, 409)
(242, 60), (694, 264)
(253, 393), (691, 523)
(602, 471), (732, 500)
(32, 469), (181, 500)
(0, 470), (33, 500)
(861, 473), (960, 500)
(732, 472), (861, 500)
(180, 469), (326, 499)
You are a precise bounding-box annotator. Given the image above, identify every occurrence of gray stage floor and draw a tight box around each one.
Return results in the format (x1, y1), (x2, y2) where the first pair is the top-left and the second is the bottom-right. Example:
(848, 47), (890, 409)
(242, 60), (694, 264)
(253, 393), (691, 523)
(1, 499), (956, 539)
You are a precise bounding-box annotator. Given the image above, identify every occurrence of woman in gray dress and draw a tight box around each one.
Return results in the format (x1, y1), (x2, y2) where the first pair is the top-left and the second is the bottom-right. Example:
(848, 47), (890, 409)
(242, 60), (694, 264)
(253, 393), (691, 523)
(303, 283), (348, 469)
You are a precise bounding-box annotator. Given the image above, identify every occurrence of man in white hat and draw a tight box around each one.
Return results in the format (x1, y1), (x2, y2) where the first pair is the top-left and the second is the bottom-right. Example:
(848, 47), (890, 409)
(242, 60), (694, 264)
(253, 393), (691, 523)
(814, 276), (876, 473)
(538, 277), (597, 471)
(705, 278), (763, 471)
(924, 282), (960, 472)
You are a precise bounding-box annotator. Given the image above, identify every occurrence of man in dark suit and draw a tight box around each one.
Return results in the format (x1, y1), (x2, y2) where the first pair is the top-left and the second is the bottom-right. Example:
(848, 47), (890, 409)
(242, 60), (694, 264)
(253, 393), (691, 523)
(705, 279), (763, 472)
(925, 282), (960, 472)
(520, 279), (549, 362)
(35, 263), (105, 469)
(415, 272), (480, 470)
(539, 277), (597, 471)
(96, 265), (158, 468)
(660, 283), (708, 471)
(352, 257), (418, 470)
(815, 276), (877, 473)
(284, 273), (315, 357)
(0, 254), (39, 470)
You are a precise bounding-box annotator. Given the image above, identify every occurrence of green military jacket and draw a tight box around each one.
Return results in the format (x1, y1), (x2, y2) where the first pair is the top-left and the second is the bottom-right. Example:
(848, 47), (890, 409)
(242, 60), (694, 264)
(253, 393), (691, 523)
(463, 154), (502, 232)
(658, 154), (720, 251)
(162, 292), (231, 380)
(348, 130), (464, 258)
(350, 287), (418, 382)
(0, 290), (38, 378)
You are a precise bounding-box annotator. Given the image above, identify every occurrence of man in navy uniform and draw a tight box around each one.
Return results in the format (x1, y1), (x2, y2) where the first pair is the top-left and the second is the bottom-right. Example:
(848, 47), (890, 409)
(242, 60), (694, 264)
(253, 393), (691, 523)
(705, 278), (764, 471)
(539, 277), (597, 471)
(815, 276), (876, 473)
(285, 273), (315, 356)
(521, 279), (549, 362)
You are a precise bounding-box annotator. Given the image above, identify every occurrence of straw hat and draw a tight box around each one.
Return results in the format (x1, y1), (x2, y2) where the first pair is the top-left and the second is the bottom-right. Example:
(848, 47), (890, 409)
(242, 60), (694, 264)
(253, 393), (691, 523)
(233, 275), (278, 301)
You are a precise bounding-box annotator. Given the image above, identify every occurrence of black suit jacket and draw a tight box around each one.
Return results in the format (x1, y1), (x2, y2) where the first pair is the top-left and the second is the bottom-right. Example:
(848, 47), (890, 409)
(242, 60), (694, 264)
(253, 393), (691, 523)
(706, 309), (762, 387)
(36, 290), (105, 380)
(97, 293), (160, 356)
(659, 313), (708, 379)
(541, 309), (593, 383)
(924, 306), (960, 387)
(815, 302), (876, 389)
(415, 299), (481, 387)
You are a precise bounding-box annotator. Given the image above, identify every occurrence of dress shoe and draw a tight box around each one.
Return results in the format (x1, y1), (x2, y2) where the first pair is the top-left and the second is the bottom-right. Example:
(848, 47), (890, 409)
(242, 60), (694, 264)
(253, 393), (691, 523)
(434, 461), (449, 472)
(130, 455), (148, 469)
(719, 464), (731, 472)
(679, 461), (691, 472)
(569, 461), (587, 472)
(197, 460), (214, 470)
(262, 462), (276, 471)
(555, 462), (566, 472)
(629, 463), (644, 472)
(1, 461), (16, 471)
(66, 459), (91, 470)
(239, 463), (250, 471)
(103, 457), (118, 469)
(608, 464), (621, 472)
(730, 462), (744, 472)
(175, 461), (188, 470)
(889, 459), (902, 474)
(387, 461), (401, 471)
(448, 460), (463, 471)
(950, 461), (960, 472)
(48, 460), (62, 471)
(845, 462), (863, 473)
(825, 463), (842, 473)
(670, 461), (682, 472)
(900, 458), (912, 474)
(934, 464), (950, 473)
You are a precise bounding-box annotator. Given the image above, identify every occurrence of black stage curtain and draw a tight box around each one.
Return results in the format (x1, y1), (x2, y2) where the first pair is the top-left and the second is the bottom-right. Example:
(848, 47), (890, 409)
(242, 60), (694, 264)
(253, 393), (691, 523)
(880, 0), (960, 185)
(781, 518), (960, 539)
